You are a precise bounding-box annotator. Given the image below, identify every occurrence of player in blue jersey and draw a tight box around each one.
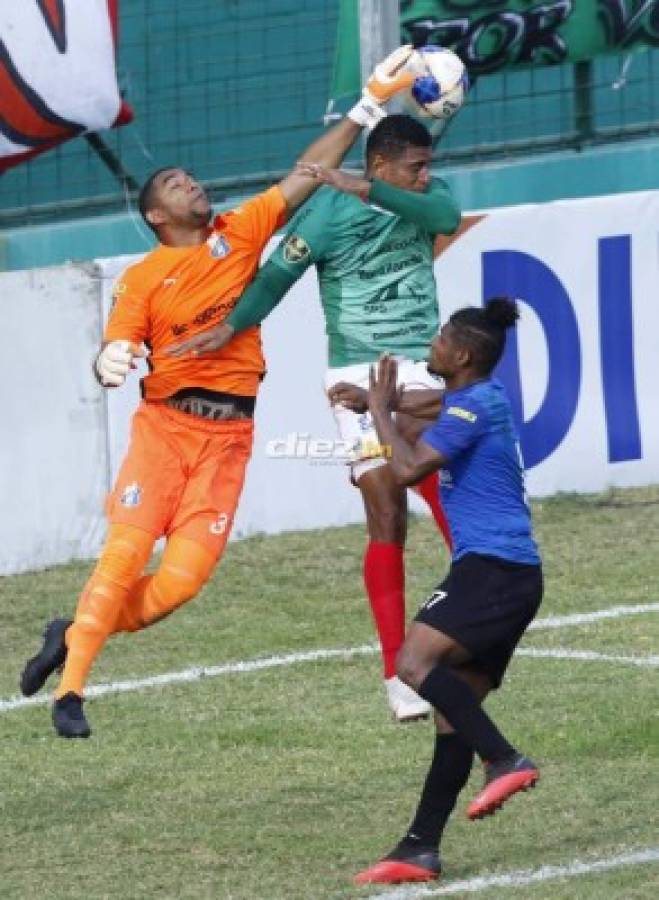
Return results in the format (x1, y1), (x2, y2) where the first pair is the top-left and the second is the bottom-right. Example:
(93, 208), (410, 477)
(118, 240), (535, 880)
(352, 298), (543, 885)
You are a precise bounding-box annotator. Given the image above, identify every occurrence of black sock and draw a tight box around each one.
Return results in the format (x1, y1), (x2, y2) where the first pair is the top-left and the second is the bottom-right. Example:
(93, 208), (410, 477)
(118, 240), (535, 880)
(417, 664), (515, 762)
(404, 732), (474, 848)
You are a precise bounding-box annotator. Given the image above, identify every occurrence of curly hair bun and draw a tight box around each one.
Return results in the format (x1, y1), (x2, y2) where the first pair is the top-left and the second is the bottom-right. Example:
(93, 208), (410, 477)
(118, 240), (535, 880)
(484, 296), (519, 329)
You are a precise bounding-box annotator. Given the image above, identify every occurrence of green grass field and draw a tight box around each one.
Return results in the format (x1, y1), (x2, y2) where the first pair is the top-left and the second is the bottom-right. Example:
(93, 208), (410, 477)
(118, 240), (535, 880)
(2, 487), (658, 899)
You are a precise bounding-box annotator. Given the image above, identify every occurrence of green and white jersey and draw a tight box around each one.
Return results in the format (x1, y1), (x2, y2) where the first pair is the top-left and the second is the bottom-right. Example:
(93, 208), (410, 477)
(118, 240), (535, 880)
(269, 179), (455, 367)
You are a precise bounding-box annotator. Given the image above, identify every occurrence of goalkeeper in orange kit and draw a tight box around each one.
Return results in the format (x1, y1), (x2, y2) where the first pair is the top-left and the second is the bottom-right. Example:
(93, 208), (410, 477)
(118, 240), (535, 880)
(19, 47), (418, 738)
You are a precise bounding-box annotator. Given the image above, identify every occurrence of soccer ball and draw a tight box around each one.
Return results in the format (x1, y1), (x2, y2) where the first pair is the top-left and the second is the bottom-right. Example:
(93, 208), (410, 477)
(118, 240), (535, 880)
(403, 46), (469, 123)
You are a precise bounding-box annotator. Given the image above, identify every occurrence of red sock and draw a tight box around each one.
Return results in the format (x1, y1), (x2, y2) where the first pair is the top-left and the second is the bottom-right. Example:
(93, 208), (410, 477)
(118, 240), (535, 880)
(413, 472), (452, 551)
(363, 542), (405, 679)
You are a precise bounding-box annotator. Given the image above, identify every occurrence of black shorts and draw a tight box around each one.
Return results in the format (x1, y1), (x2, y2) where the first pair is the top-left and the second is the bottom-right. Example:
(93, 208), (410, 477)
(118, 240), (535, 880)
(414, 553), (543, 688)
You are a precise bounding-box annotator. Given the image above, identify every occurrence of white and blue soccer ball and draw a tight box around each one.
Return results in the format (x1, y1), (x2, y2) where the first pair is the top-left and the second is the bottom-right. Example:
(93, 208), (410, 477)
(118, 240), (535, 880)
(403, 46), (469, 123)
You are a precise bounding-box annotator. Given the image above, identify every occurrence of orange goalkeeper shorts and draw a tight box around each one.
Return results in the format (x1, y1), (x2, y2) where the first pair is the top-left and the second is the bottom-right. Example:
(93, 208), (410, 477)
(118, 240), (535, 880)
(106, 401), (254, 558)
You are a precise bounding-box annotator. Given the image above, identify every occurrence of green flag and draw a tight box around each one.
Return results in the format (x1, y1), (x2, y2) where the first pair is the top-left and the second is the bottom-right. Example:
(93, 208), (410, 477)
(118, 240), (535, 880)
(331, 0), (360, 101)
(330, 0), (659, 98)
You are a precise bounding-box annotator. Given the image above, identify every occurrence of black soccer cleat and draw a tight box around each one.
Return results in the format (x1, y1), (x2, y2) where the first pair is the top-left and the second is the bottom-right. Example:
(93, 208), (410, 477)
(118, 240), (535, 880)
(354, 839), (441, 884)
(52, 692), (91, 739)
(468, 752), (539, 819)
(20, 618), (72, 696)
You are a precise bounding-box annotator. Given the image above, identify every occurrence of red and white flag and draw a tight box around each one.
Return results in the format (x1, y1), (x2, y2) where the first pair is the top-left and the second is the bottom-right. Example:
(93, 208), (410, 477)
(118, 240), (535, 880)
(0, 0), (132, 173)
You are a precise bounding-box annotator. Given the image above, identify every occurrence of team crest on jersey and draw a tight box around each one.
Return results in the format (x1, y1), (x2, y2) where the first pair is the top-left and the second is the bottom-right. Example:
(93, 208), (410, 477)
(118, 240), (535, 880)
(208, 234), (232, 258)
(282, 234), (310, 264)
(120, 482), (142, 507)
(357, 412), (374, 433)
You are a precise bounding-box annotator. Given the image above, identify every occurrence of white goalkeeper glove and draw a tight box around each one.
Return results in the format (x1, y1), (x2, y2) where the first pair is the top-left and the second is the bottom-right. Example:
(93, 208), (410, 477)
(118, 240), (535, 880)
(348, 45), (416, 129)
(94, 340), (145, 388)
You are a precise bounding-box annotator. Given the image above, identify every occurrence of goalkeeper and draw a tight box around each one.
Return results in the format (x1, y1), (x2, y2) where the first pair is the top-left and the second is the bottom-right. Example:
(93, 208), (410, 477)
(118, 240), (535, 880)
(18, 48), (416, 739)
(168, 111), (461, 722)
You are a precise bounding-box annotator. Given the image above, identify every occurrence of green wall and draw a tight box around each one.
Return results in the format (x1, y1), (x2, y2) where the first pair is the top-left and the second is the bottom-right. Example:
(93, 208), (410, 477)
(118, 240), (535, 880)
(1, 0), (657, 269)
(2, 136), (657, 272)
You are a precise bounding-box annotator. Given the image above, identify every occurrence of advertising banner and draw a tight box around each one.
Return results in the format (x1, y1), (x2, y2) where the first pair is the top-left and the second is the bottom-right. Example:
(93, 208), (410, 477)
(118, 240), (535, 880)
(435, 189), (659, 495)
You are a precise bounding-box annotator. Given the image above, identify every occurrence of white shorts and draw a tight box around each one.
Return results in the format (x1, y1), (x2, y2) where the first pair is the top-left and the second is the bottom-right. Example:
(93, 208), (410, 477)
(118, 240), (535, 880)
(324, 358), (442, 482)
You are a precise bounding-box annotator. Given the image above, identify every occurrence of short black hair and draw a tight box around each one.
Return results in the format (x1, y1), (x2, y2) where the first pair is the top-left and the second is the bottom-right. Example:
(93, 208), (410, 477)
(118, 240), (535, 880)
(449, 297), (520, 375)
(366, 114), (431, 165)
(138, 166), (176, 232)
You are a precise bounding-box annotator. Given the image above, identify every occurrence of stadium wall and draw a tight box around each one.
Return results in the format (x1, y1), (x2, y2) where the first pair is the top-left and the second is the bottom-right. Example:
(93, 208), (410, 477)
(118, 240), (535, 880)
(1, 189), (657, 575)
(1, 138), (659, 272)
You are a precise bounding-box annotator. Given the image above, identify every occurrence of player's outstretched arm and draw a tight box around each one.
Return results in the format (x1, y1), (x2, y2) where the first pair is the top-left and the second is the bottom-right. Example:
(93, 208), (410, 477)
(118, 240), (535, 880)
(277, 45), (415, 213)
(297, 164), (461, 236)
(166, 260), (294, 358)
(397, 388), (444, 419)
(328, 382), (444, 419)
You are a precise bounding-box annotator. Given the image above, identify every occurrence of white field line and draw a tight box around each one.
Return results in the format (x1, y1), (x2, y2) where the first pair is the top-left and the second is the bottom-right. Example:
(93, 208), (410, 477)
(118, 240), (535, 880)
(366, 846), (659, 899)
(517, 647), (659, 666)
(527, 601), (659, 630)
(2, 601), (657, 714)
(0, 644), (377, 713)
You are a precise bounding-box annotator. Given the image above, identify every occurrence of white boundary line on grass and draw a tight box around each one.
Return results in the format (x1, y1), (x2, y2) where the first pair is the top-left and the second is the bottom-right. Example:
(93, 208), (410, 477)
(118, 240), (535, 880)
(0, 644), (377, 713)
(365, 846), (659, 899)
(517, 647), (659, 666)
(527, 601), (659, 630)
(2, 600), (658, 714)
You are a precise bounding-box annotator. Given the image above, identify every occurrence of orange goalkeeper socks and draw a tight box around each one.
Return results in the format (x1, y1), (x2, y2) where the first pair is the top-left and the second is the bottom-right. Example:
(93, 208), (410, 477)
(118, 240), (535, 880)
(55, 525), (154, 699)
(114, 534), (217, 632)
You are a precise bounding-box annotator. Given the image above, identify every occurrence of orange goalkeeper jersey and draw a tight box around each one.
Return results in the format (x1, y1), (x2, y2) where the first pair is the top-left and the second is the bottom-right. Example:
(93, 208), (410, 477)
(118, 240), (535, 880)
(105, 185), (287, 400)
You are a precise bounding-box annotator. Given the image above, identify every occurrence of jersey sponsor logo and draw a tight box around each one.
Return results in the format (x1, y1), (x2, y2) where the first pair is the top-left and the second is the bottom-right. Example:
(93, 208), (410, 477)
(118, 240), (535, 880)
(170, 298), (239, 336)
(424, 589), (447, 609)
(379, 235), (419, 254)
(371, 323), (428, 341)
(446, 405), (477, 423)
(120, 482), (142, 507)
(358, 254), (424, 280)
(209, 512), (229, 535)
(208, 234), (232, 258)
(282, 234), (311, 264)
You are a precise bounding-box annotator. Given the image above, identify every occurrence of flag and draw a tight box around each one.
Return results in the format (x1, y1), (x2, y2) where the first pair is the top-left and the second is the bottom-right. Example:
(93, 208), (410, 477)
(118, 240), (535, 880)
(0, 0), (132, 174)
(330, 0), (659, 98)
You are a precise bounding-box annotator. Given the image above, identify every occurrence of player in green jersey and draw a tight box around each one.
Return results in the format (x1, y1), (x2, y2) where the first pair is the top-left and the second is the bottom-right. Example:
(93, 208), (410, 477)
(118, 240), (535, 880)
(169, 114), (461, 721)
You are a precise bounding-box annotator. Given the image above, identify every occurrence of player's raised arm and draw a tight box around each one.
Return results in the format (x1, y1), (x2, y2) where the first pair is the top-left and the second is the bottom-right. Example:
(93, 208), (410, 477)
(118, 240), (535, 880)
(277, 45), (416, 213)
(297, 164), (460, 236)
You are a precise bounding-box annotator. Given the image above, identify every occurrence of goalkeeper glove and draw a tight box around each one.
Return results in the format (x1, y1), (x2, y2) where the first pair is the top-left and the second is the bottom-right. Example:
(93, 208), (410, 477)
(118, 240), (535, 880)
(94, 340), (144, 387)
(348, 45), (415, 129)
